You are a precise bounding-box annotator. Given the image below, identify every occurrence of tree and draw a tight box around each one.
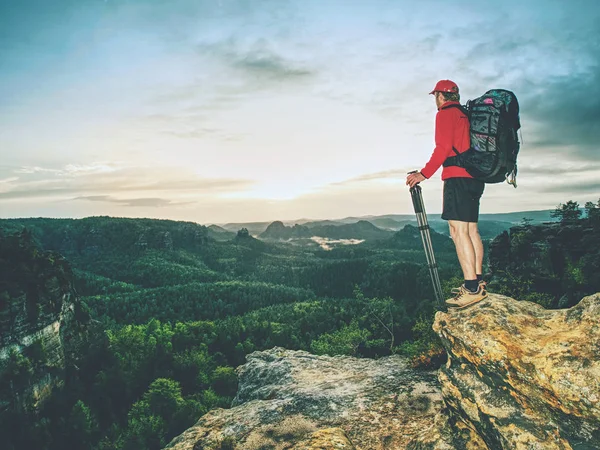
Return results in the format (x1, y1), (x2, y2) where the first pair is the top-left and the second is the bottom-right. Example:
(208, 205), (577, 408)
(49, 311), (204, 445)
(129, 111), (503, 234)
(144, 378), (184, 419)
(310, 319), (371, 356)
(355, 286), (396, 352)
(551, 200), (582, 223)
(585, 199), (600, 223)
(121, 378), (184, 450)
(520, 217), (533, 226)
(66, 400), (97, 449)
(211, 366), (238, 397)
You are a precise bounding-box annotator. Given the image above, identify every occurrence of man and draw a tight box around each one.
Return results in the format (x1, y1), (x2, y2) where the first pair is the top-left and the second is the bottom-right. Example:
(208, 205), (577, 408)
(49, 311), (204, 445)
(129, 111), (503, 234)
(406, 79), (487, 309)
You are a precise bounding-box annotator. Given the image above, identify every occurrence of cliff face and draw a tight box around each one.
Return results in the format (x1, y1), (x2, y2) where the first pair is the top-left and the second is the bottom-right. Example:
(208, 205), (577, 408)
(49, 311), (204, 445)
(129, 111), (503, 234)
(0, 230), (86, 411)
(165, 348), (443, 449)
(0, 294), (77, 410)
(411, 293), (600, 450)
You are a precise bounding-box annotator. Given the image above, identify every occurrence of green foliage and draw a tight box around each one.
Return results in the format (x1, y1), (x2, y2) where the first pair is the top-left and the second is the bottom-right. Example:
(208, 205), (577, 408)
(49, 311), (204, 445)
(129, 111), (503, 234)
(211, 366), (238, 397)
(551, 200), (582, 222)
(397, 315), (446, 369)
(0, 229), (72, 323)
(86, 281), (315, 326)
(121, 410), (166, 450)
(173, 348), (213, 393)
(74, 269), (138, 296)
(442, 274), (464, 299)
(520, 217), (533, 226)
(310, 319), (371, 356)
(491, 200), (600, 308)
(78, 320), (233, 450)
(143, 378), (185, 419)
(24, 338), (47, 369)
(67, 400), (98, 449)
(585, 199), (600, 222)
(0, 348), (34, 395)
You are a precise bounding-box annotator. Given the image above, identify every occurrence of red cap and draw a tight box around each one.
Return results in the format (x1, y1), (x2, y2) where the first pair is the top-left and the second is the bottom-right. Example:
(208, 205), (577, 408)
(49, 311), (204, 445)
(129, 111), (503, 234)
(429, 80), (459, 95)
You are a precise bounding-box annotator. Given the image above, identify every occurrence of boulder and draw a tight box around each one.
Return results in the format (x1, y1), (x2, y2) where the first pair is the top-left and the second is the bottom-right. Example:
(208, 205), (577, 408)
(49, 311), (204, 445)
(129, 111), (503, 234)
(410, 293), (600, 449)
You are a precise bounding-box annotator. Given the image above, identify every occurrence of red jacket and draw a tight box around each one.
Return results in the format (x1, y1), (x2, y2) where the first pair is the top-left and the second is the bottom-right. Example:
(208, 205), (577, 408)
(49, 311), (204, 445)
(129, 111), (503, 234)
(420, 101), (472, 180)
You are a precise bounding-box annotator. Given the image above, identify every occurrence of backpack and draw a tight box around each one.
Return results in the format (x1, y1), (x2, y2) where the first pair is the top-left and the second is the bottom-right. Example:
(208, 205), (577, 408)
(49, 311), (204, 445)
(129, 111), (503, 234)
(442, 89), (521, 187)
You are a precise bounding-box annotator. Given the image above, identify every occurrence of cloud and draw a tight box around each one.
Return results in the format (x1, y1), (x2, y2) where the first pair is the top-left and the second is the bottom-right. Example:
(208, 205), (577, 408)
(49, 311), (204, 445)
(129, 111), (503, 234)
(162, 126), (248, 141)
(144, 35), (316, 137)
(14, 163), (119, 176)
(539, 180), (600, 195)
(519, 62), (600, 161)
(518, 162), (600, 176)
(0, 163), (255, 201)
(74, 195), (193, 208)
(329, 168), (413, 186)
(14, 166), (61, 174)
(195, 37), (316, 101)
(208, 39), (313, 80)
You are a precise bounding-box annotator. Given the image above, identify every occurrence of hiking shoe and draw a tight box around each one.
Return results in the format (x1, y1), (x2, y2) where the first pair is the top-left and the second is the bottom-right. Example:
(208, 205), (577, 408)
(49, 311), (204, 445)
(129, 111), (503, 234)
(446, 285), (488, 309)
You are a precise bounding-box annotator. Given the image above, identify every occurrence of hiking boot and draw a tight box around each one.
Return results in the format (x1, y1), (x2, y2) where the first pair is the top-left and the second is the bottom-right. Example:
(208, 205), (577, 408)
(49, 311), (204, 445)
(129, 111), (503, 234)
(446, 285), (488, 309)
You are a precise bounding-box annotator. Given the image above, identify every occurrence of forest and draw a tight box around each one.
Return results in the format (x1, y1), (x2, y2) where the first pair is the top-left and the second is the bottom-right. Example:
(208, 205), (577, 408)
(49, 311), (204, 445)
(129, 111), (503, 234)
(0, 199), (599, 450)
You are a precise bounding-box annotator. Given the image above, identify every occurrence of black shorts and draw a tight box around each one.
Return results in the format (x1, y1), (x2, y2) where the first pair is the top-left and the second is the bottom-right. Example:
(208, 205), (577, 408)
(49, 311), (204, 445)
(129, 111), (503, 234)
(441, 177), (485, 223)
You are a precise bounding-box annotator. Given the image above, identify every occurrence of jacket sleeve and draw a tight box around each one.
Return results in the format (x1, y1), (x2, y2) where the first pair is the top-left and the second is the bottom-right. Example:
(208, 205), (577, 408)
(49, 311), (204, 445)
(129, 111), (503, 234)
(420, 111), (453, 179)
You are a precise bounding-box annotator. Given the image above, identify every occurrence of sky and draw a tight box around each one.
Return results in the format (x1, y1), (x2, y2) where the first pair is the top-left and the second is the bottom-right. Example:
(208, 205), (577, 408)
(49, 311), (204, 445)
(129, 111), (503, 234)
(1, 0), (599, 225)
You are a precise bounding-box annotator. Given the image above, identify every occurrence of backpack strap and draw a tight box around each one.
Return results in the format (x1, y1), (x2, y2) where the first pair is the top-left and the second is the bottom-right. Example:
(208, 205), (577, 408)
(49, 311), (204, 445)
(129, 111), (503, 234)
(439, 103), (469, 168)
(443, 147), (463, 168)
(440, 103), (469, 117)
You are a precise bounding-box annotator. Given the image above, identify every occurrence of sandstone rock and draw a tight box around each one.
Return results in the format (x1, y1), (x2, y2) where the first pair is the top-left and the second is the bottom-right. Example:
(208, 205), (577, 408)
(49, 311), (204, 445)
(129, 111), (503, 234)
(164, 347), (442, 449)
(292, 427), (355, 449)
(411, 292), (600, 449)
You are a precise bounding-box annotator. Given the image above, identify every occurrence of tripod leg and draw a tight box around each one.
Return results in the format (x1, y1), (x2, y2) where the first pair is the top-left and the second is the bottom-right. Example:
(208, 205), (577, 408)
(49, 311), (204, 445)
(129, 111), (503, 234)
(410, 185), (444, 307)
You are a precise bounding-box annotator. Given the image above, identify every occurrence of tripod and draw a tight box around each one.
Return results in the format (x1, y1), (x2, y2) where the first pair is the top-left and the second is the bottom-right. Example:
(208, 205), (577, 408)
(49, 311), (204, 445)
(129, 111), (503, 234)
(408, 178), (444, 307)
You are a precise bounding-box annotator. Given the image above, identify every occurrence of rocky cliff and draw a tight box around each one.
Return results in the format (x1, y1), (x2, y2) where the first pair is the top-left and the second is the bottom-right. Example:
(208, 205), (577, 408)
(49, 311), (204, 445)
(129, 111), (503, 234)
(410, 292), (600, 450)
(166, 292), (600, 450)
(0, 230), (87, 411)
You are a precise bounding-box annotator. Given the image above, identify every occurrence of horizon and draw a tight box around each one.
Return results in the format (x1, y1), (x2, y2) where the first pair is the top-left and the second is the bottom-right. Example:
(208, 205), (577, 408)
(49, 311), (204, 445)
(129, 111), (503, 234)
(1, 0), (599, 223)
(0, 206), (559, 228)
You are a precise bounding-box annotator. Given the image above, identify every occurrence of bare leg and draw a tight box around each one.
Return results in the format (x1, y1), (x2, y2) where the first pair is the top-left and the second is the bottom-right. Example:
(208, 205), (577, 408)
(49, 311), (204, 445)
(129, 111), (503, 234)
(468, 222), (484, 275)
(448, 220), (477, 280)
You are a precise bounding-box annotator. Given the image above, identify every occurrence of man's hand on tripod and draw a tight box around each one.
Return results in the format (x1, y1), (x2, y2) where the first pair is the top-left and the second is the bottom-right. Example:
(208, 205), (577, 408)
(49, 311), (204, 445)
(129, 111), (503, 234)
(406, 171), (426, 188)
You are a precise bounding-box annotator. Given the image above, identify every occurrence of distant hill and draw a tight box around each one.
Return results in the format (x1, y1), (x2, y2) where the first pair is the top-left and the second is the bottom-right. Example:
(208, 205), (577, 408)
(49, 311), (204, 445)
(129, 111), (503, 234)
(301, 219), (343, 228)
(259, 221), (311, 240)
(207, 224), (236, 241)
(217, 221), (274, 236)
(378, 224), (454, 252)
(478, 210), (556, 223)
(213, 210), (557, 237)
(260, 220), (393, 241)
